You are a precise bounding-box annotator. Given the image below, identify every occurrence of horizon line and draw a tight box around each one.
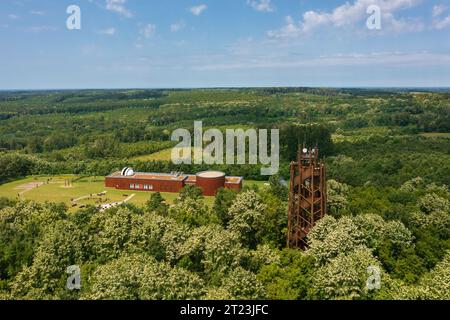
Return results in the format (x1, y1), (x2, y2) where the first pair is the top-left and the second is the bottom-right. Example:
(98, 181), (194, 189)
(1, 86), (450, 92)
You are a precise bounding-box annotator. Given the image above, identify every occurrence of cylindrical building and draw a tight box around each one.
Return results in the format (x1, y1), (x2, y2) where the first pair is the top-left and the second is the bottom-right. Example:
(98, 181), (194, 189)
(195, 171), (226, 196)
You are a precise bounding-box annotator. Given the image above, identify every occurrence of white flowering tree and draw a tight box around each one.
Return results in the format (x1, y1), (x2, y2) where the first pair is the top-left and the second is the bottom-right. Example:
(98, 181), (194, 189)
(128, 212), (189, 262)
(327, 180), (350, 216)
(228, 191), (267, 247)
(307, 216), (366, 265)
(416, 251), (450, 300)
(178, 224), (244, 276)
(417, 193), (450, 214)
(400, 177), (424, 192)
(82, 254), (205, 300)
(216, 267), (266, 300)
(169, 197), (215, 227)
(246, 244), (281, 272)
(410, 210), (450, 232)
(311, 247), (382, 300)
(352, 214), (413, 248)
(89, 207), (134, 260)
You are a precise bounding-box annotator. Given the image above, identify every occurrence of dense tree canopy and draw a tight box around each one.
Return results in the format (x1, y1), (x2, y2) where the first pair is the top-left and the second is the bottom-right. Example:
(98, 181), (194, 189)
(0, 88), (449, 300)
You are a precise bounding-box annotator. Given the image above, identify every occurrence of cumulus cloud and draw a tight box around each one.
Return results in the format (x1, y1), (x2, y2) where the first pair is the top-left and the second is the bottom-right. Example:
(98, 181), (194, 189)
(268, 0), (423, 38)
(106, 0), (133, 18)
(433, 15), (450, 30)
(432, 4), (448, 18)
(247, 0), (275, 12)
(432, 4), (450, 30)
(140, 24), (156, 38)
(190, 4), (207, 16)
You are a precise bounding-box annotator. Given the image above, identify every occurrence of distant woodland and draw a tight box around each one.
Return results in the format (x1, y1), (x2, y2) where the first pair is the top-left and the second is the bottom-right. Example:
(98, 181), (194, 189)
(0, 88), (448, 300)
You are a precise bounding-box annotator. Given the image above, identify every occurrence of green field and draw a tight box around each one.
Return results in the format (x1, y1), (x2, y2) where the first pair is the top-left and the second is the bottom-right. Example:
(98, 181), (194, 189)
(0, 175), (266, 210)
(131, 146), (234, 162)
(420, 132), (450, 138)
(131, 148), (174, 161)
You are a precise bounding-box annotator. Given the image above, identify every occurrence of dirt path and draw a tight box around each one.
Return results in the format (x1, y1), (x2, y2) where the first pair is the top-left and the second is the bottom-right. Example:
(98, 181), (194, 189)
(15, 182), (44, 196)
(73, 191), (107, 203)
(99, 194), (136, 212)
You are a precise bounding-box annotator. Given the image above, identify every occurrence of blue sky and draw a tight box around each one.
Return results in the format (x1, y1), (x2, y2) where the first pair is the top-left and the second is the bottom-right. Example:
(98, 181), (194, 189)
(2, 0), (450, 89)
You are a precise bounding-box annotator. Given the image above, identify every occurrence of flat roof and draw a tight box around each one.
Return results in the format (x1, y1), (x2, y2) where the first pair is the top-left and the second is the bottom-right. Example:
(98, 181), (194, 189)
(185, 175), (197, 183)
(107, 171), (187, 181)
(225, 176), (243, 184)
(107, 171), (243, 184)
(197, 171), (225, 178)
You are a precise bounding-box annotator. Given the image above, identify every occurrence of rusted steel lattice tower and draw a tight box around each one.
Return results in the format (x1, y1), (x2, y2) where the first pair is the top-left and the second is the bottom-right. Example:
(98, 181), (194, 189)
(287, 147), (327, 249)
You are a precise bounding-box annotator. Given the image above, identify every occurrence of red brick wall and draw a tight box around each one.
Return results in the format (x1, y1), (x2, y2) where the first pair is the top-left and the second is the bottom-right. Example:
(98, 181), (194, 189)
(105, 176), (242, 195)
(225, 182), (242, 192)
(105, 177), (184, 193)
(196, 175), (226, 196)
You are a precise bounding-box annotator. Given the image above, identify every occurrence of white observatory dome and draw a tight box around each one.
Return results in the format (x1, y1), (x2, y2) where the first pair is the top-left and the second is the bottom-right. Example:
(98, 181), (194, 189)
(121, 167), (135, 176)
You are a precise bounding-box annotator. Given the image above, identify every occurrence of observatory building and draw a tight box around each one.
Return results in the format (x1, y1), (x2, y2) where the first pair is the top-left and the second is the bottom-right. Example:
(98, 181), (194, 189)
(105, 168), (243, 196)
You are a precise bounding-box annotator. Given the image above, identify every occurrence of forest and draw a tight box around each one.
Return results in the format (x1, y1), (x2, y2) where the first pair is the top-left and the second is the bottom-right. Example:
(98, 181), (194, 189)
(0, 88), (449, 300)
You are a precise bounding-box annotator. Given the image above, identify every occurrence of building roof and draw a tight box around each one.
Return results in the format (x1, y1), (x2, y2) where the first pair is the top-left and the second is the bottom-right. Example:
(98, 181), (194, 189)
(108, 171), (186, 181)
(107, 171), (243, 185)
(225, 176), (243, 184)
(197, 171), (225, 178)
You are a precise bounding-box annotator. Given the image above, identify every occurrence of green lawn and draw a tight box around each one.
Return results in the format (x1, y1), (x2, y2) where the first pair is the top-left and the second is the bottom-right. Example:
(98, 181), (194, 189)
(420, 132), (450, 139)
(131, 148), (174, 161)
(0, 175), (205, 210)
(131, 147), (216, 162)
(0, 175), (265, 210)
(244, 180), (268, 189)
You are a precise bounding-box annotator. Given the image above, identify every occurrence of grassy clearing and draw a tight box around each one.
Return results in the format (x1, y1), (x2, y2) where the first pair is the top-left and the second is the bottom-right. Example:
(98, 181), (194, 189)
(244, 180), (268, 189)
(131, 147), (226, 162)
(420, 132), (450, 138)
(131, 148), (173, 161)
(132, 147), (207, 162)
(0, 175), (204, 210)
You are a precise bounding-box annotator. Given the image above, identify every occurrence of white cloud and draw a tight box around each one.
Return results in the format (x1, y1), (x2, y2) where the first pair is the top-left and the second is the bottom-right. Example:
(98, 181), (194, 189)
(140, 24), (156, 38)
(170, 21), (186, 32)
(8, 14), (19, 19)
(106, 0), (133, 18)
(432, 4), (448, 18)
(190, 4), (207, 16)
(247, 0), (275, 13)
(192, 52), (450, 71)
(387, 15), (424, 32)
(433, 15), (450, 29)
(432, 4), (450, 30)
(267, 16), (302, 38)
(29, 10), (45, 16)
(97, 27), (116, 35)
(268, 0), (422, 38)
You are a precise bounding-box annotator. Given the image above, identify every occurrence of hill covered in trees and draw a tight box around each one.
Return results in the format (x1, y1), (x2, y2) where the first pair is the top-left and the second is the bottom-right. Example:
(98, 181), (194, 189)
(0, 88), (449, 300)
